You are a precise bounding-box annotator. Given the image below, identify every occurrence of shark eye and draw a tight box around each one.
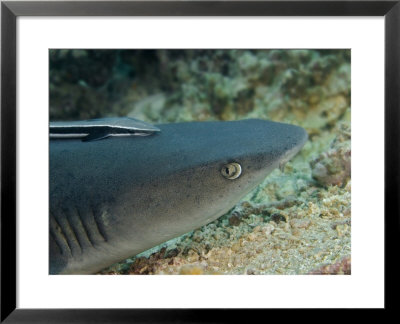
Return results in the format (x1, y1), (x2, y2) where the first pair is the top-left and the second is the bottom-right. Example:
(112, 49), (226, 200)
(221, 162), (242, 180)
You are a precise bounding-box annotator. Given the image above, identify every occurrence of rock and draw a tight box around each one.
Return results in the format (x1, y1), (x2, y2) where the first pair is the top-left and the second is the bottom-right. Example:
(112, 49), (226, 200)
(311, 123), (351, 186)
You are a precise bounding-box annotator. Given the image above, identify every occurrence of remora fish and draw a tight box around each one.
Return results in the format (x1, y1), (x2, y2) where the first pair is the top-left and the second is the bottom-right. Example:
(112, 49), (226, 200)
(49, 118), (307, 274)
(49, 117), (160, 141)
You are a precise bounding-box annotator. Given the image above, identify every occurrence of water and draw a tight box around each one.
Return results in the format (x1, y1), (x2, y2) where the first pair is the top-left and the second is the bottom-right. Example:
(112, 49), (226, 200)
(50, 49), (351, 275)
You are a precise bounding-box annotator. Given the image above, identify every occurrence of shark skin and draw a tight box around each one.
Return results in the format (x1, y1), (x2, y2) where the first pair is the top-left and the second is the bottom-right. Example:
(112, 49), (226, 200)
(49, 119), (307, 274)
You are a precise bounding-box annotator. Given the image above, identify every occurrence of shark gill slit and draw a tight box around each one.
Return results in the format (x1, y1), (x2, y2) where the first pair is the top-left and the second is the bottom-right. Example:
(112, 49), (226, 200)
(49, 230), (63, 255)
(91, 205), (108, 242)
(49, 212), (72, 256)
(66, 211), (84, 254)
(60, 211), (82, 256)
(74, 206), (96, 248)
(68, 207), (94, 251)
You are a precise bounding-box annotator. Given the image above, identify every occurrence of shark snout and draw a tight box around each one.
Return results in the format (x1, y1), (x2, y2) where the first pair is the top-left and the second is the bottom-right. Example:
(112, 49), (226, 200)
(249, 121), (308, 173)
(281, 125), (308, 159)
(273, 124), (308, 170)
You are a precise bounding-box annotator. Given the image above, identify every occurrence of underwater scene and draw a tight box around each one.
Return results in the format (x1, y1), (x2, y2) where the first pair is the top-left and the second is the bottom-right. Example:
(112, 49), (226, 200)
(49, 49), (351, 275)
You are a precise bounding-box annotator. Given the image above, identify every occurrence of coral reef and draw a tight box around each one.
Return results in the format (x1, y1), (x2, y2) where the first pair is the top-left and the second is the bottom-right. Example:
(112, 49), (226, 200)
(50, 49), (350, 126)
(51, 49), (351, 275)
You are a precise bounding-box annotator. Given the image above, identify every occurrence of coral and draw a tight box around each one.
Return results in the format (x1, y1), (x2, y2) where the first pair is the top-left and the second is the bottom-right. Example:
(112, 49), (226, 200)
(228, 212), (242, 226)
(308, 256), (351, 275)
(310, 122), (351, 186)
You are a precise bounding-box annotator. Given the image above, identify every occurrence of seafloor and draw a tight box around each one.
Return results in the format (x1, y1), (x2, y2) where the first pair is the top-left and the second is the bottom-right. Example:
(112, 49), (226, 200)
(50, 49), (351, 275)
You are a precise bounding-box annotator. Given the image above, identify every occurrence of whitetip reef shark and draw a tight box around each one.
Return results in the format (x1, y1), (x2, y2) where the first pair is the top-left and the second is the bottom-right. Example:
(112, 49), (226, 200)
(49, 117), (307, 274)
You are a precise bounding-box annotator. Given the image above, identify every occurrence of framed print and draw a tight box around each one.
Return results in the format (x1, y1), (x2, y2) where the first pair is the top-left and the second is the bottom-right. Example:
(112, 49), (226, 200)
(1, 0), (398, 321)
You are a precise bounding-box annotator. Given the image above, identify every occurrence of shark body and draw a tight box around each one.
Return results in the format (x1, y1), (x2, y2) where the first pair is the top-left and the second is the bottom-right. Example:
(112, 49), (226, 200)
(49, 119), (307, 274)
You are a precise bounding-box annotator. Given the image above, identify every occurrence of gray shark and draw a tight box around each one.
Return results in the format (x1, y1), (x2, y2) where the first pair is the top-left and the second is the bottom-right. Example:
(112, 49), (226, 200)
(49, 118), (307, 274)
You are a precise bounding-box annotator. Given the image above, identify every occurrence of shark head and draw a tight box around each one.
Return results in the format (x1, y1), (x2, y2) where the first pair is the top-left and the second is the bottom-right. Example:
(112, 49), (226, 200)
(106, 119), (308, 245)
(141, 119), (308, 231)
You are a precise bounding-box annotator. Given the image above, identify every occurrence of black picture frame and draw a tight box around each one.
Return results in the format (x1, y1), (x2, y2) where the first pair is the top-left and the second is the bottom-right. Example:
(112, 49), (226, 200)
(1, 0), (398, 321)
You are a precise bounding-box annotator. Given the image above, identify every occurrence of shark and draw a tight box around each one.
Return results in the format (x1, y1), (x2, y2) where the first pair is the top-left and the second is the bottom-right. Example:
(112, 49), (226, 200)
(49, 118), (307, 274)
